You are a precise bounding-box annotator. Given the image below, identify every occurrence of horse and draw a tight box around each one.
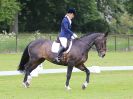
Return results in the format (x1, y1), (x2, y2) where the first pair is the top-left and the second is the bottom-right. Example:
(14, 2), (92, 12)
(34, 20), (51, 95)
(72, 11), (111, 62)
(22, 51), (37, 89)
(18, 32), (108, 90)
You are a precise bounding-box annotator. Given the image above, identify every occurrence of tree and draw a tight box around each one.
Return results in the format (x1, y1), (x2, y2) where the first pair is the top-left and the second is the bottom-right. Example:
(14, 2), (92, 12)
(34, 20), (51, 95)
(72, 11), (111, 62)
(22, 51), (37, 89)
(0, 0), (20, 32)
(19, 0), (68, 32)
(124, 0), (133, 15)
(96, 0), (125, 33)
(19, 0), (107, 32)
(9, 0), (131, 33)
(71, 0), (103, 32)
(110, 12), (133, 34)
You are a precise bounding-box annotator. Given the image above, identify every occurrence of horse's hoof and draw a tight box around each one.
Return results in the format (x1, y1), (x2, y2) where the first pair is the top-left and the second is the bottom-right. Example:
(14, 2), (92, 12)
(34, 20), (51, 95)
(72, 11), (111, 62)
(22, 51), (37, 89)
(65, 85), (71, 90)
(22, 82), (30, 88)
(82, 84), (86, 90)
(82, 82), (88, 90)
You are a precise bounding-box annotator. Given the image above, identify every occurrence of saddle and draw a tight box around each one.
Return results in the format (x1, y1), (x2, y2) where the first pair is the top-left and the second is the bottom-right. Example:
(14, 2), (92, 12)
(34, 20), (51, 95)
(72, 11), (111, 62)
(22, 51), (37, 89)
(51, 39), (72, 54)
(51, 38), (72, 62)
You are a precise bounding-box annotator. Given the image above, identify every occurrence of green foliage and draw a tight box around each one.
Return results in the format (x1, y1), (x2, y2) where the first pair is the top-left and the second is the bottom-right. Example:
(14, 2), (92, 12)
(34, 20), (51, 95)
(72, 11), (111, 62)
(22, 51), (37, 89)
(0, 0), (20, 31)
(124, 0), (133, 15)
(0, 0), (20, 23)
(96, 0), (126, 32)
(19, 0), (67, 32)
(110, 12), (133, 34)
(19, 0), (108, 32)
(19, 0), (132, 33)
(0, 0), (133, 34)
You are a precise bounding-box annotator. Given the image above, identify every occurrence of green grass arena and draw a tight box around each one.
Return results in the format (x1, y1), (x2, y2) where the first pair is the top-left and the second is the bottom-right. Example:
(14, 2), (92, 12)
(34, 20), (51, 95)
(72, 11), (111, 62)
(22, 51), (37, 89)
(0, 71), (133, 99)
(0, 52), (133, 98)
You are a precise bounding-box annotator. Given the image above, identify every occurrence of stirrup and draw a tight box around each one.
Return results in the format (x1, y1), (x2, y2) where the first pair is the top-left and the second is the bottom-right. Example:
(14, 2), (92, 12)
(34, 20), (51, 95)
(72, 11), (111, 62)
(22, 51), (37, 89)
(55, 57), (61, 62)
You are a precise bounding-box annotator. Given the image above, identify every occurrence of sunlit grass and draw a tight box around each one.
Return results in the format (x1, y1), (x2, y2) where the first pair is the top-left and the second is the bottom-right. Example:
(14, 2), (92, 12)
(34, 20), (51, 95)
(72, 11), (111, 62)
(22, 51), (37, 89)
(0, 71), (133, 99)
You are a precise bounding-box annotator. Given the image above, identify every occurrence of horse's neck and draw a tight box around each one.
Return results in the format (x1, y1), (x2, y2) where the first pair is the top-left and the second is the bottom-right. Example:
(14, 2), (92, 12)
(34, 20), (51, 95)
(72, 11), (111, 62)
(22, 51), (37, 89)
(79, 33), (100, 47)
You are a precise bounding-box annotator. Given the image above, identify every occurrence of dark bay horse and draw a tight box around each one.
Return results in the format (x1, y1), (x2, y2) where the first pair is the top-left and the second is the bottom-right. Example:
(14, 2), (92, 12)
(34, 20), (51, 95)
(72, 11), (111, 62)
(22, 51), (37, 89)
(18, 32), (108, 90)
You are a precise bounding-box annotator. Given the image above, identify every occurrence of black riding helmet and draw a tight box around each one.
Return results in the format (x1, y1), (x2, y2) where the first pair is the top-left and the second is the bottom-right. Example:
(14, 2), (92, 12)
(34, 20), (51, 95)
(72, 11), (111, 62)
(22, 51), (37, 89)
(67, 8), (76, 15)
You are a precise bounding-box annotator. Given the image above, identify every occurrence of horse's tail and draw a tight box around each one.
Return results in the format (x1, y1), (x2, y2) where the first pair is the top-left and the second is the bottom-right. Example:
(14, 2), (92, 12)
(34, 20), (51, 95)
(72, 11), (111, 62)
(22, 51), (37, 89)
(18, 44), (29, 72)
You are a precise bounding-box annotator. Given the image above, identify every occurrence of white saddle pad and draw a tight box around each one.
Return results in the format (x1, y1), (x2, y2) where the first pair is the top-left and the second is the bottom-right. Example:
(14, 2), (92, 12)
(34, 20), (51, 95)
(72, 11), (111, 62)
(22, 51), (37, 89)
(51, 41), (72, 53)
(51, 41), (60, 53)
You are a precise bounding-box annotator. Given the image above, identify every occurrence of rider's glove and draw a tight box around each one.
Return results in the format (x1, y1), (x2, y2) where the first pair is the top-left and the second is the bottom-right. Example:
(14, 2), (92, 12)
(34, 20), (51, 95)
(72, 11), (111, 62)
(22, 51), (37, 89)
(71, 33), (78, 39)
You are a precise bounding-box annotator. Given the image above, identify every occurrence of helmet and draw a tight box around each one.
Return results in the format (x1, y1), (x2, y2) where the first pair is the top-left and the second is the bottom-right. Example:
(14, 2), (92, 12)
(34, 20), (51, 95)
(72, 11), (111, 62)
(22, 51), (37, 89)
(67, 8), (76, 15)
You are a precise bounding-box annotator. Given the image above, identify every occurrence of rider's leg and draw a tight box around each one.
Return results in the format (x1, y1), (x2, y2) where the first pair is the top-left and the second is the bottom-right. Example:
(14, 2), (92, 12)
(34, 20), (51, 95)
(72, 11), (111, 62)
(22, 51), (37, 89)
(55, 37), (67, 61)
(57, 46), (65, 58)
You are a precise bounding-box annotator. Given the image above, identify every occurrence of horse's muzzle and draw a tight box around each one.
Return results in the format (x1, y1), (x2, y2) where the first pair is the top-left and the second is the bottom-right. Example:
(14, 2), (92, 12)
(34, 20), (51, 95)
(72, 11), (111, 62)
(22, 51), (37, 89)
(99, 51), (106, 58)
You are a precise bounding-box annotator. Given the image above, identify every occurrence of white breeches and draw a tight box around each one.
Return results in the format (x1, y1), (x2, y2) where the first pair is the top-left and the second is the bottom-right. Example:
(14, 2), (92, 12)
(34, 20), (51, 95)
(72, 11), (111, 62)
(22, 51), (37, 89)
(59, 37), (68, 48)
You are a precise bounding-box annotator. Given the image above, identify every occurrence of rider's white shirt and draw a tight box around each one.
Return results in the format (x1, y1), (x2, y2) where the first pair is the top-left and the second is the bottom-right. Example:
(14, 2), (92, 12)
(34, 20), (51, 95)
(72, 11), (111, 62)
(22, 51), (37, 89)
(65, 15), (72, 25)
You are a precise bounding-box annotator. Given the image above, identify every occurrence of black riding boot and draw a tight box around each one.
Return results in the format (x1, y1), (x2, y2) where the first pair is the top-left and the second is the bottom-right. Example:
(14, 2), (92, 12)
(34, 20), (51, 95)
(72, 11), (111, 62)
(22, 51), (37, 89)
(55, 46), (65, 62)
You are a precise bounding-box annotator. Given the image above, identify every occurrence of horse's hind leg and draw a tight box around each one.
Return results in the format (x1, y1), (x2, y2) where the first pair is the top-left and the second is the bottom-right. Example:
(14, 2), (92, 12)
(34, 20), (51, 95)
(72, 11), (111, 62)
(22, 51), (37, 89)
(23, 65), (32, 88)
(76, 64), (90, 90)
(23, 61), (35, 88)
(23, 58), (45, 88)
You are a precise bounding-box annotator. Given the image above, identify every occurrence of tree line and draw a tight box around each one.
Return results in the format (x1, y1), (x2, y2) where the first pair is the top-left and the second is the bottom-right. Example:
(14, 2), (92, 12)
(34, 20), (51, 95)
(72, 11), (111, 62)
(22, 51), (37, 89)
(0, 0), (133, 34)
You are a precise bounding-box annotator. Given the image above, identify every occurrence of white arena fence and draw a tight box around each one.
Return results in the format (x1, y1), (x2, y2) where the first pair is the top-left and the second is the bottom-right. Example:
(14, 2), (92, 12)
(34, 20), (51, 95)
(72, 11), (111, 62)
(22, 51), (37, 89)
(0, 66), (133, 76)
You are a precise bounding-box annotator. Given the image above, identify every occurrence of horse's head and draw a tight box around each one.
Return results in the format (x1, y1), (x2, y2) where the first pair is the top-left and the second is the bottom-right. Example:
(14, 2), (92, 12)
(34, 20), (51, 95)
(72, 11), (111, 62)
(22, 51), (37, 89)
(94, 32), (108, 58)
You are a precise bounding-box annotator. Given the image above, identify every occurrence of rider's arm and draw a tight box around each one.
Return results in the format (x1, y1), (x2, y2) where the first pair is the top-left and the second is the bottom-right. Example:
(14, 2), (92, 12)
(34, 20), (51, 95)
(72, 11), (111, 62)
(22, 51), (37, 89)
(63, 20), (74, 36)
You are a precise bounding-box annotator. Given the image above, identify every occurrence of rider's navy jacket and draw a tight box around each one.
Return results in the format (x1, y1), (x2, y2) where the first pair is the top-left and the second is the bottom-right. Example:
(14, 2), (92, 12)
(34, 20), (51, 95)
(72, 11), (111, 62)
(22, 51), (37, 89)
(59, 17), (74, 40)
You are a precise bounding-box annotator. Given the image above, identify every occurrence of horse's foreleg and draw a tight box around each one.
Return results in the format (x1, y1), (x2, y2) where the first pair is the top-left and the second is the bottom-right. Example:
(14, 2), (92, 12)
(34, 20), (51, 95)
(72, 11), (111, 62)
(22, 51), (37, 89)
(82, 66), (90, 89)
(76, 64), (90, 90)
(65, 66), (73, 90)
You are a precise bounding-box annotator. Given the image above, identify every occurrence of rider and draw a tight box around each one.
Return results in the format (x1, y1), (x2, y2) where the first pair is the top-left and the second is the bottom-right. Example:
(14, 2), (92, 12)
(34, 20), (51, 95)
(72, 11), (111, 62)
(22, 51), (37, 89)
(55, 8), (78, 62)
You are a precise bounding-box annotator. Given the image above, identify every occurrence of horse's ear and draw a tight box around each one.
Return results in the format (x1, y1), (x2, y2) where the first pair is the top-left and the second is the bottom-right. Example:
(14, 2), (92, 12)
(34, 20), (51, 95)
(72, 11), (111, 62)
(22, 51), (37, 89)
(105, 25), (110, 37)
(104, 31), (109, 37)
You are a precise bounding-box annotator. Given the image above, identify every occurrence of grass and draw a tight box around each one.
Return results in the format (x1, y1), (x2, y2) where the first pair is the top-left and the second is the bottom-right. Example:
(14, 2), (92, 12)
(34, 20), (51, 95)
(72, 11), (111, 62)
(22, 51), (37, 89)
(0, 71), (133, 99)
(0, 51), (133, 71)
(0, 51), (133, 99)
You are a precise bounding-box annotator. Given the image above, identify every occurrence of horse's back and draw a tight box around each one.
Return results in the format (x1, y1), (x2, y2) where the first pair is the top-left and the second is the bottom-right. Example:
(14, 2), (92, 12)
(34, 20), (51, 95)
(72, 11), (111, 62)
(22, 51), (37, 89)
(28, 38), (53, 58)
